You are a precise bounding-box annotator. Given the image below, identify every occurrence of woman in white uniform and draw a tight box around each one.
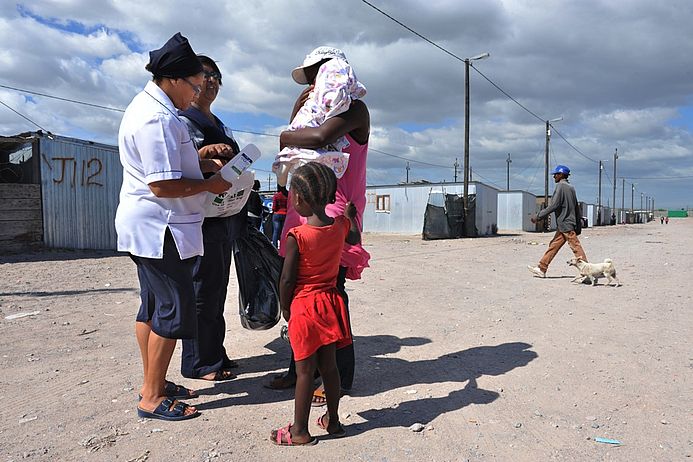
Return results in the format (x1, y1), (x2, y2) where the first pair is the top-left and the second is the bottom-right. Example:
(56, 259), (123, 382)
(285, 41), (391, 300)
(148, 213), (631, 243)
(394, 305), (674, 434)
(115, 32), (231, 421)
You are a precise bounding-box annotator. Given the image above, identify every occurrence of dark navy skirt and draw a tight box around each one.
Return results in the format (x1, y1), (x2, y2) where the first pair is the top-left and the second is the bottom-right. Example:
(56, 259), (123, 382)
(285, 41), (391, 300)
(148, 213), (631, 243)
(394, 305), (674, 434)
(131, 230), (198, 339)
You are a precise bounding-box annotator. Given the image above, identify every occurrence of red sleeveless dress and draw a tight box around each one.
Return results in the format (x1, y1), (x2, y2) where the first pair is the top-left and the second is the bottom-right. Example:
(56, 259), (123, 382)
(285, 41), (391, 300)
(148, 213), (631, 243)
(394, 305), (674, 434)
(287, 215), (353, 361)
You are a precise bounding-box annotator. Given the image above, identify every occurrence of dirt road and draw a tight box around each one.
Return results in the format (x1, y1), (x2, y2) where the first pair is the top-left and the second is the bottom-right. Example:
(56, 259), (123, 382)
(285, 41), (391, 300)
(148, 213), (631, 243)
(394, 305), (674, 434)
(1, 219), (691, 461)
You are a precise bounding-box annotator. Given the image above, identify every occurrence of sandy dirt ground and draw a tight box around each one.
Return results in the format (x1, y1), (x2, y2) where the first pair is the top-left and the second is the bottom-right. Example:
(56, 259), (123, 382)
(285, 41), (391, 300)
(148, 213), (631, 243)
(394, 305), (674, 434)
(1, 219), (691, 461)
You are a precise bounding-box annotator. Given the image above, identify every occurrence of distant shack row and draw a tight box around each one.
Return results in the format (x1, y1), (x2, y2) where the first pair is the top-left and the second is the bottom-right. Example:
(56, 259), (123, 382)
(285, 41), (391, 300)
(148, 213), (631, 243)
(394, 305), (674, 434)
(1, 132), (683, 253)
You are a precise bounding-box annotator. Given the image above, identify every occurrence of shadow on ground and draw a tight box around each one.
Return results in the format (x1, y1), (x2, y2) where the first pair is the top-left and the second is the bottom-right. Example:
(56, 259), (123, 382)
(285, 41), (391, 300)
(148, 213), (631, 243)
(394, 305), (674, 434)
(0, 248), (121, 264)
(195, 335), (537, 434)
(0, 287), (137, 297)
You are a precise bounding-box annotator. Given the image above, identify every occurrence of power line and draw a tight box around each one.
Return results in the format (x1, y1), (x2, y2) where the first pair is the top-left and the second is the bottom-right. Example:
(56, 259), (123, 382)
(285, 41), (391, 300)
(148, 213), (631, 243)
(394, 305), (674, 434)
(469, 169), (503, 190)
(2, 82), (461, 174)
(624, 175), (693, 180)
(551, 126), (597, 163)
(360, 0), (467, 63)
(2, 79), (610, 183)
(469, 66), (545, 123)
(360, 0), (546, 123)
(0, 99), (53, 135)
(0, 83), (125, 113)
(2, 80), (456, 172)
(359, 0), (603, 164)
(232, 128), (280, 138)
(369, 147), (449, 169)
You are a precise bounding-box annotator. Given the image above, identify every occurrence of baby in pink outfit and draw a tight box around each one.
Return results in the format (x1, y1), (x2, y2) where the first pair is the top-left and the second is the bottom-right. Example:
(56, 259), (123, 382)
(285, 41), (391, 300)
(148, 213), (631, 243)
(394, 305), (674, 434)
(272, 47), (366, 187)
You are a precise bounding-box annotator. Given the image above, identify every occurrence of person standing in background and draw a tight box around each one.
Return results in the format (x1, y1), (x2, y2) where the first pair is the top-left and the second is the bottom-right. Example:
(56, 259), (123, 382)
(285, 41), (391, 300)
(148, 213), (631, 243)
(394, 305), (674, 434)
(247, 180), (263, 230)
(271, 185), (288, 248)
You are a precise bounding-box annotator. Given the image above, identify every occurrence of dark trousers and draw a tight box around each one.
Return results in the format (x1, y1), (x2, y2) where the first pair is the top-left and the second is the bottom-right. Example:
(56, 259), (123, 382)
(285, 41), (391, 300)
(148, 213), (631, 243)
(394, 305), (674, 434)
(271, 214), (286, 248)
(181, 217), (234, 378)
(286, 266), (355, 390)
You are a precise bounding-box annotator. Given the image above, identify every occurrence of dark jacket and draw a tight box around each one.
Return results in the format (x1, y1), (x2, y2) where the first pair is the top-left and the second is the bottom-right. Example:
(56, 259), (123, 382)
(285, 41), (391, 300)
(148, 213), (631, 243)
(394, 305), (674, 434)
(179, 106), (246, 239)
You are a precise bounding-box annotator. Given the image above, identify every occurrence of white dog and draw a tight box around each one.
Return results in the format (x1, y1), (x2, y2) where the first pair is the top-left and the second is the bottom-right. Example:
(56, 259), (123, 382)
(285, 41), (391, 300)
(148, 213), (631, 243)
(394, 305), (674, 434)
(567, 257), (621, 287)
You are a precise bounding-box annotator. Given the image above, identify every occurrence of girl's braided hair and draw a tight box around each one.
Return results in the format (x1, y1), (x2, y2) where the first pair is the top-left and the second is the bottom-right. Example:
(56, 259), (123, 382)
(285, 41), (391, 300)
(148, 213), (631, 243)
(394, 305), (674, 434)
(289, 162), (337, 212)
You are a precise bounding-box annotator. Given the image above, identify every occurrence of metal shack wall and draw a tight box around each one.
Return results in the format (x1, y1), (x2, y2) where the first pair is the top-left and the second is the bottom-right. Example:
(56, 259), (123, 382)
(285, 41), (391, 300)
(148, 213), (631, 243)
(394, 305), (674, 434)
(363, 182), (498, 235)
(497, 191), (537, 231)
(585, 204), (597, 228)
(40, 135), (121, 250)
(472, 183), (498, 235)
(364, 185), (431, 234)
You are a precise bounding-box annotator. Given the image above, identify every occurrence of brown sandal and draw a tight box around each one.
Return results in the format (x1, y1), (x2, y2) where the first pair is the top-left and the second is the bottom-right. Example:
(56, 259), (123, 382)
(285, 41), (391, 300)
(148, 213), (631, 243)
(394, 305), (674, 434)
(316, 413), (347, 437)
(263, 373), (296, 390)
(199, 369), (235, 382)
(311, 386), (327, 407)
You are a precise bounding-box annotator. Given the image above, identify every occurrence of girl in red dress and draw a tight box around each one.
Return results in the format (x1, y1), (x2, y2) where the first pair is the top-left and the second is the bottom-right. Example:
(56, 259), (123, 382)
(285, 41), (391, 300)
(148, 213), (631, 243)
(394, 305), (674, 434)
(270, 162), (361, 446)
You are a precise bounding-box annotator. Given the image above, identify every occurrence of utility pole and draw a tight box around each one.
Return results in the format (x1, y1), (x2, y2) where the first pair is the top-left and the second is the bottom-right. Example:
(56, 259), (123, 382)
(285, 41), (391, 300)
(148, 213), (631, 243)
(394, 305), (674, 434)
(544, 117), (562, 231)
(267, 174), (272, 191)
(406, 161), (410, 184)
(597, 160), (603, 225)
(621, 178), (625, 223)
(612, 148), (618, 224)
(544, 120), (550, 212)
(640, 192), (643, 212)
(462, 52), (489, 238)
(631, 183), (635, 213)
(464, 58), (472, 234)
(454, 157), (459, 183)
(506, 153), (512, 190)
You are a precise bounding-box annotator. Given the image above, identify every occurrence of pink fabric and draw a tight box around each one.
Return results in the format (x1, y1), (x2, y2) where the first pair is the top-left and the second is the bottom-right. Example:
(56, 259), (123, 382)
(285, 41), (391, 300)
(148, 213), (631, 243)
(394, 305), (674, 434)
(280, 134), (370, 280)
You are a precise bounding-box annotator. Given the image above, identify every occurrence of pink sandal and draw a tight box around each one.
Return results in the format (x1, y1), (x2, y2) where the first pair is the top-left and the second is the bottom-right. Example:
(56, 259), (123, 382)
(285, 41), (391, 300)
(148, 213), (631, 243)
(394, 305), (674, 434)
(270, 423), (318, 446)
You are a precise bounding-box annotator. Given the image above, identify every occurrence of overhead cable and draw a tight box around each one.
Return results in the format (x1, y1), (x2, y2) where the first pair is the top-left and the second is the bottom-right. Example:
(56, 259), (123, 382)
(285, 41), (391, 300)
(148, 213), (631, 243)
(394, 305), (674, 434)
(0, 83), (125, 113)
(359, 0), (599, 163)
(0, 99), (53, 135)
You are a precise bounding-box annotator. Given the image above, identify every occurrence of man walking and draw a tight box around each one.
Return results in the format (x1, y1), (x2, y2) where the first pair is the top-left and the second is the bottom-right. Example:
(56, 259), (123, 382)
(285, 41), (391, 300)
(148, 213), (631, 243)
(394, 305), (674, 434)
(528, 165), (587, 278)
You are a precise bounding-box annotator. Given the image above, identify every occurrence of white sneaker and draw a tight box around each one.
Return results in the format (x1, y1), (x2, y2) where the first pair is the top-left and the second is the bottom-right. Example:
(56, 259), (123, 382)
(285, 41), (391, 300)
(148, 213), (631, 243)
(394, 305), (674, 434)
(527, 265), (546, 278)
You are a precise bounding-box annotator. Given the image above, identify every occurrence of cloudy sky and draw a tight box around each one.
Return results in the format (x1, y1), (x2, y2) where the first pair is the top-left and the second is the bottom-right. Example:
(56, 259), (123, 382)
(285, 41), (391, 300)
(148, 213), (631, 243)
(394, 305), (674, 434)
(1, 0), (692, 208)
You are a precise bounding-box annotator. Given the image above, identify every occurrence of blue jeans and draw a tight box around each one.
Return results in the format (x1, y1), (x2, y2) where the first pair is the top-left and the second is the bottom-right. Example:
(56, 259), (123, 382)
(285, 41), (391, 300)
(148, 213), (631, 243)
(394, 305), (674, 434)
(272, 214), (286, 248)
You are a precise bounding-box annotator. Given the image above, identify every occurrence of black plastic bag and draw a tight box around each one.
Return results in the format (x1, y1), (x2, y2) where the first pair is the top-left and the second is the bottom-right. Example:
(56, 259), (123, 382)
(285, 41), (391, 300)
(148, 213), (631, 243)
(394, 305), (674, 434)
(422, 203), (450, 240)
(233, 226), (282, 330)
(262, 212), (273, 241)
(422, 193), (468, 240)
(445, 194), (465, 238)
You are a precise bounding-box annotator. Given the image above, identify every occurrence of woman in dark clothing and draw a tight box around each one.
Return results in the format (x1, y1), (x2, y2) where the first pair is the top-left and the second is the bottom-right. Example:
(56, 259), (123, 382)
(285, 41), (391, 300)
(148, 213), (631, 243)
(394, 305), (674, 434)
(179, 55), (244, 381)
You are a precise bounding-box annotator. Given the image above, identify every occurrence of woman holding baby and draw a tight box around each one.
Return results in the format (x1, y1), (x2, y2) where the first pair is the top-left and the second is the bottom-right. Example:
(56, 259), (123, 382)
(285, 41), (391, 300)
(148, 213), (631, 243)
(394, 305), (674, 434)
(266, 47), (370, 405)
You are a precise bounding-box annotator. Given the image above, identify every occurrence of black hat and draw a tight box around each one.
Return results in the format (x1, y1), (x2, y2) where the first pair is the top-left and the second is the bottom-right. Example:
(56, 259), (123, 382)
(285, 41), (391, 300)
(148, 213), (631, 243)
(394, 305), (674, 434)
(146, 32), (203, 79)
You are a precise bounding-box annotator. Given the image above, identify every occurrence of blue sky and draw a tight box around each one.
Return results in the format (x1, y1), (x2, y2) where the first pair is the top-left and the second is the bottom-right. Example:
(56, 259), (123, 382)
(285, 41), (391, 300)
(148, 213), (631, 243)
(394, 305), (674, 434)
(1, 1), (692, 208)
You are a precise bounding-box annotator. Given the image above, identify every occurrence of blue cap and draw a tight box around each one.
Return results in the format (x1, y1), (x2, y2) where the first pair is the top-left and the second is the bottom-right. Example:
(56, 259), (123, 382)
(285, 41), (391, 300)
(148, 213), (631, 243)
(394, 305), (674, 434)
(551, 165), (570, 175)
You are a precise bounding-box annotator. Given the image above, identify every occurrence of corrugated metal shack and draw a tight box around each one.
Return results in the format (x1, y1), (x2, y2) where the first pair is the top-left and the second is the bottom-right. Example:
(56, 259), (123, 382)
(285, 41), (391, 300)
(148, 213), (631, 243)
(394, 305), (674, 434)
(363, 181), (499, 236)
(0, 132), (121, 251)
(497, 190), (537, 232)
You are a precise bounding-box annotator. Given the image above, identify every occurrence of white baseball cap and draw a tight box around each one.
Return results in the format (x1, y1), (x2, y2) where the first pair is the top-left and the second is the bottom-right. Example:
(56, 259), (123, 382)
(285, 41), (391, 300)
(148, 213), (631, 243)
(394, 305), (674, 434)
(291, 46), (348, 84)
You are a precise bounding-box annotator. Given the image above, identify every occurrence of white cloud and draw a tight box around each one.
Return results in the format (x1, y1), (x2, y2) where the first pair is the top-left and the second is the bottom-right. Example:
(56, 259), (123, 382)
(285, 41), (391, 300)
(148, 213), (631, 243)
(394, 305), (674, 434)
(1, 1), (692, 206)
